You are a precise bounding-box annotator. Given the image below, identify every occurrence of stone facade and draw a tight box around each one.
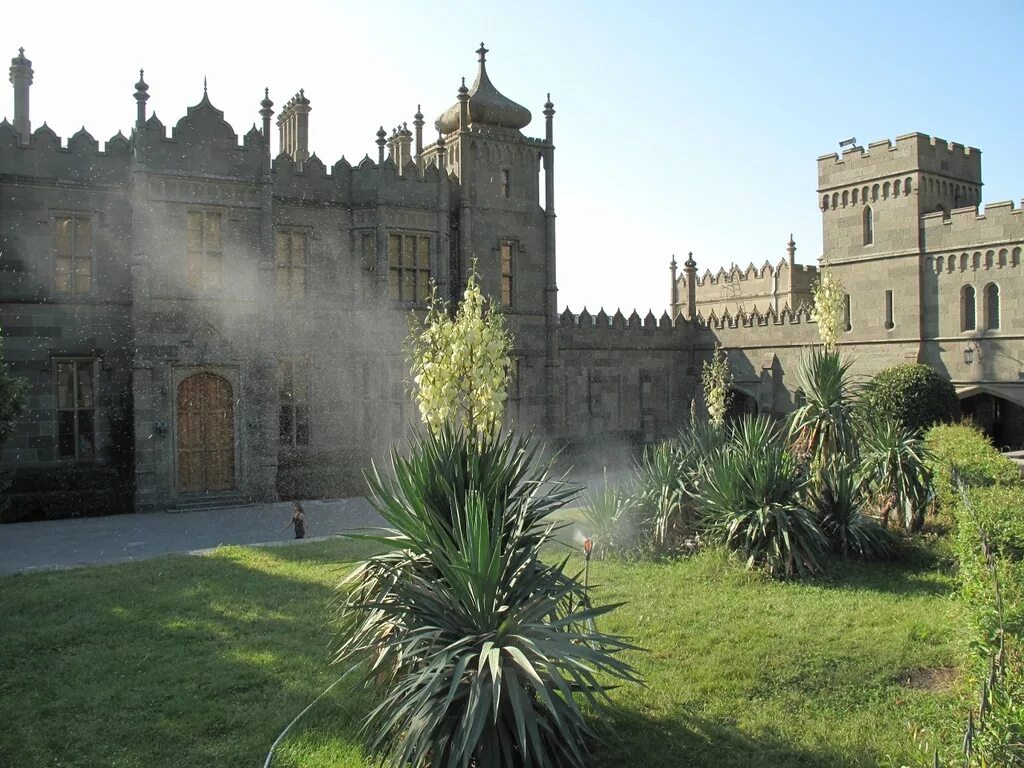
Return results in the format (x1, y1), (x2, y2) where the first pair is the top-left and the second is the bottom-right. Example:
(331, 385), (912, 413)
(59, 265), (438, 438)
(2, 47), (1021, 515)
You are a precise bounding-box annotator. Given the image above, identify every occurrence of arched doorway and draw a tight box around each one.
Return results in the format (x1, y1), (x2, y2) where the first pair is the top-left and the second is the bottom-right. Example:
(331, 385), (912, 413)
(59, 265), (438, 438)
(959, 390), (1024, 451)
(727, 388), (759, 423)
(177, 373), (236, 492)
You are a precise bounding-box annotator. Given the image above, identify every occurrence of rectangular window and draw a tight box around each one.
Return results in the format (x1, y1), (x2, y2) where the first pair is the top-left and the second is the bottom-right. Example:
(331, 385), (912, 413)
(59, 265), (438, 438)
(275, 230), (307, 301)
(387, 233), (431, 303)
(843, 294), (852, 332)
(501, 169), (510, 199)
(53, 214), (92, 294)
(884, 289), (894, 330)
(186, 210), (223, 290)
(55, 359), (97, 461)
(279, 358), (310, 447)
(501, 241), (514, 307)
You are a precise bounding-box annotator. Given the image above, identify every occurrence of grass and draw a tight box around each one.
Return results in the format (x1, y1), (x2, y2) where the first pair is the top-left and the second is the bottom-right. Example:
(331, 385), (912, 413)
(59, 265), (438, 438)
(0, 539), (966, 768)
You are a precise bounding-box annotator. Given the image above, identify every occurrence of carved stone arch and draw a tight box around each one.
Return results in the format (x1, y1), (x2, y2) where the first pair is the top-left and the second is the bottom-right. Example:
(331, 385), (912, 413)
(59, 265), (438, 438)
(821, 194), (830, 211)
(947, 253), (955, 272)
(1012, 247), (1021, 267)
(852, 187), (859, 205)
(882, 181), (890, 199)
(985, 250), (994, 269)
(998, 248), (1008, 268)
(871, 184), (879, 202)
(892, 180), (900, 197)
(831, 192), (839, 209)
(972, 252), (981, 270)
(904, 177), (913, 195)
(841, 189), (849, 207)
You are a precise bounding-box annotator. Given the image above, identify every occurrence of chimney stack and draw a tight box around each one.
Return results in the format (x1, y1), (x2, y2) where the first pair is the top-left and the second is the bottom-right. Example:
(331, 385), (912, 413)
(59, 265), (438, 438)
(9, 48), (33, 145)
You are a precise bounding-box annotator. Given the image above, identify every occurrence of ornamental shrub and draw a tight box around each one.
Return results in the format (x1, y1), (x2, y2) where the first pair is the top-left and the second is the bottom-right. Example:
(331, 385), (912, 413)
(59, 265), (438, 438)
(858, 363), (958, 435)
(924, 422), (1021, 516)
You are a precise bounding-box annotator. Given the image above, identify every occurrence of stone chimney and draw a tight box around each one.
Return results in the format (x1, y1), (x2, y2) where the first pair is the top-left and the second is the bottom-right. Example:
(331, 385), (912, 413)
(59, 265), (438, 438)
(9, 48), (33, 145)
(276, 89), (310, 165)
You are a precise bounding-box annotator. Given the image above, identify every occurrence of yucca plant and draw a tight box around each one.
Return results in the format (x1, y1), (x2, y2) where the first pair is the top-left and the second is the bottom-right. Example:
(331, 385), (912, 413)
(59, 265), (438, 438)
(630, 441), (688, 555)
(699, 414), (827, 579)
(579, 469), (631, 559)
(815, 456), (895, 559)
(333, 424), (640, 768)
(788, 346), (858, 471)
(857, 415), (934, 532)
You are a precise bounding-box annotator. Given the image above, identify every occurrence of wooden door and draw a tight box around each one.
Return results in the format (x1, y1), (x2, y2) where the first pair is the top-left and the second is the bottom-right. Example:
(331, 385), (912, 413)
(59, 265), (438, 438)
(177, 373), (235, 492)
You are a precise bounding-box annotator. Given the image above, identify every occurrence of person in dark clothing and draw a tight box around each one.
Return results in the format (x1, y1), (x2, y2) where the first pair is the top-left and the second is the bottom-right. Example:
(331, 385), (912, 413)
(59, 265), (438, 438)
(291, 501), (306, 539)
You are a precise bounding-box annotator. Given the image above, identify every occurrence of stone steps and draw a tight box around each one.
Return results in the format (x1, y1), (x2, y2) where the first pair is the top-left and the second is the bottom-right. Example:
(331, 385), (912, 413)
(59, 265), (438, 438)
(169, 492), (246, 513)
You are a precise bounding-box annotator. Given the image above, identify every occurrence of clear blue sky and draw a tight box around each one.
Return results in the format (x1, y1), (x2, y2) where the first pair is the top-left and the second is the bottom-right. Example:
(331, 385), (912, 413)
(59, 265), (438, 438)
(5, 0), (1023, 313)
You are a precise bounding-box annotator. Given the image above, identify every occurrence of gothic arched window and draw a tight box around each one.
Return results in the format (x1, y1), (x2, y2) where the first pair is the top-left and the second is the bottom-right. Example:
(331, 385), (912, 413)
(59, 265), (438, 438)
(961, 285), (976, 332)
(984, 283), (1000, 330)
(863, 206), (874, 245)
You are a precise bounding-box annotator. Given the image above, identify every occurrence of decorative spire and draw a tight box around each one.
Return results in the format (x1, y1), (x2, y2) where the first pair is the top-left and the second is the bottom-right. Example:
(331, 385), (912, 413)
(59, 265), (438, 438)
(259, 87), (273, 115)
(476, 42), (488, 63)
(457, 76), (469, 99)
(414, 104), (424, 123)
(376, 126), (387, 164)
(543, 92), (554, 114)
(685, 251), (697, 269)
(670, 255), (678, 272)
(203, 75), (207, 94)
(787, 233), (796, 260)
(134, 69), (149, 103)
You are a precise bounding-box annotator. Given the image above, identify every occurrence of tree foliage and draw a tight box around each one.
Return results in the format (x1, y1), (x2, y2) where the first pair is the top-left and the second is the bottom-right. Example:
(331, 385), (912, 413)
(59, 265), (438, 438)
(859, 363), (959, 436)
(0, 325), (27, 447)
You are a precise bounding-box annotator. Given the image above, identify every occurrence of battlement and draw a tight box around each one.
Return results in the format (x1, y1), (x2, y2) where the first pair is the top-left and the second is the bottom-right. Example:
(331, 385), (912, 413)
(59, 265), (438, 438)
(698, 303), (814, 331)
(0, 119), (130, 184)
(922, 199), (1024, 253)
(681, 258), (818, 289)
(558, 306), (694, 351)
(818, 132), (981, 190)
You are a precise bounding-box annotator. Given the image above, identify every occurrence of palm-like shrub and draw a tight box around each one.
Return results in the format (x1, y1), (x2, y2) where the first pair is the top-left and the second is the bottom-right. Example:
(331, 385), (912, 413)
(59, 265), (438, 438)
(699, 415), (827, 579)
(815, 457), (895, 559)
(579, 470), (631, 558)
(333, 425), (639, 768)
(788, 347), (857, 470)
(857, 415), (933, 532)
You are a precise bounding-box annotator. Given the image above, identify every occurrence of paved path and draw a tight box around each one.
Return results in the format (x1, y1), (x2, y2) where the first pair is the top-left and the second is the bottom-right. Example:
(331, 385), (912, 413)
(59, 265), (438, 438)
(0, 498), (383, 575)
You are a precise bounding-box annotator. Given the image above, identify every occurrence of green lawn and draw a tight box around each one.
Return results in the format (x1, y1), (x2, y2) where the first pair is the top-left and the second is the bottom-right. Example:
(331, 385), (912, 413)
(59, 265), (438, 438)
(0, 540), (966, 768)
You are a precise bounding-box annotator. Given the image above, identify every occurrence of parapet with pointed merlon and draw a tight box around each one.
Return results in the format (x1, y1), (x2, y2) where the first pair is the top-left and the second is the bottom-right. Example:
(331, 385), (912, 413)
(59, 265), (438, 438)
(818, 132), (981, 193)
(558, 306), (695, 352)
(922, 199), (1024, 253)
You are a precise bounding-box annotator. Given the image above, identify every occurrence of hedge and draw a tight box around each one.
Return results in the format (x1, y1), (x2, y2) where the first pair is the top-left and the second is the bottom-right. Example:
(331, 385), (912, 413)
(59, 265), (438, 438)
(1, 486), (134, 523)
(923, 422), (1020, 516)
(952, 485), (1024, 762)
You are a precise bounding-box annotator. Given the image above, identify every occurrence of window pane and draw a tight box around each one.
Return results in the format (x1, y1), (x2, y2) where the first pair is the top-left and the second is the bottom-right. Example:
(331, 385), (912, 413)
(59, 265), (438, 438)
(417, 237), (430, 269)
(186, 250), (202, 289)
(292, 234), (306, 267)
(279, 406), (293, 445)
(402, 235), (414, 272)
(74, 256), (92, 294)
(275, 232), (289, 267)
(276, 266), (289, 299)
(388, 235), (401, 267)
(292, 270), (305, 299)
(77, 410), (95, 460)
(55, 256), (72, 293)
(206, 212), (222, 250)
(295, 404), (309, 445)
(402, 267), (414, 301)
(76, 363), (94, 407)
(58, 411), (75, 457)
(187, 211), (203, 250)
(75, 217), (92, 253)
(206, 253), (222, 287)
(417, 270), (429, 303)
(57, 363), (75, 407)
(54, 217), (72, 256)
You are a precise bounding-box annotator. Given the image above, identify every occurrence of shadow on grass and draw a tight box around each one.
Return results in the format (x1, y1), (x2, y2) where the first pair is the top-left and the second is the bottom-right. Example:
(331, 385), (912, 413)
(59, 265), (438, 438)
(813, 550), (954, 598)
(591, 703), (878, 768)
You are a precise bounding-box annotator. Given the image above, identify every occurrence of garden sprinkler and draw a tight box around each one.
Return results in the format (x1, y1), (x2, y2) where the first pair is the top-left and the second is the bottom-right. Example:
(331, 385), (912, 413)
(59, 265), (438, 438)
(582, 536), (593, 601)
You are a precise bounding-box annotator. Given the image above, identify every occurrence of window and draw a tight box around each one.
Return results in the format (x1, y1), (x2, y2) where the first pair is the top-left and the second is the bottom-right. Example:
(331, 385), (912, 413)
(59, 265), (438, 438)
(56, 359), (96, 460)
(501, 169), (510, 199)
(279, 358), (310, 447)
(387, 233), (431, 303)
(186, 210), (223, 289)
(884, 289), (894, 330)
(863, 206), (873, 245)
(843, 293), (852, 332)
(984, 283), (1000, 330)
(961, 285), (976, 331)
(275, 230), (307, 300)
(500, 241), (514, 307)
(53, 214), (92, 294)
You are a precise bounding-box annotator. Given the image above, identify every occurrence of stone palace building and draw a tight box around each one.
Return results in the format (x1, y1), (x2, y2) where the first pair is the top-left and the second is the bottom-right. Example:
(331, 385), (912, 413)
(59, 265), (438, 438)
(1, 45), (1021, 512)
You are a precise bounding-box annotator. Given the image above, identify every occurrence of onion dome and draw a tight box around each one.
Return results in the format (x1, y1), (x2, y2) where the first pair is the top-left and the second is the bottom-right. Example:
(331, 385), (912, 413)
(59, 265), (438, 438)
(435, 43), (531, 133)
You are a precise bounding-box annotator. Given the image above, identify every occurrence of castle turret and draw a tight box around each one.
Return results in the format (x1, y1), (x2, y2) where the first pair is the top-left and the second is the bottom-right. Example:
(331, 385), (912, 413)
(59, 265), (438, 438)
(9, 47), (33, 145)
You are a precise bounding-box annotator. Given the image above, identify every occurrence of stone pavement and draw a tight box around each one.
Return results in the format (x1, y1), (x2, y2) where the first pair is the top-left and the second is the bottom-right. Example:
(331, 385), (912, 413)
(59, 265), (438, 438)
(0, 497), (384, 575)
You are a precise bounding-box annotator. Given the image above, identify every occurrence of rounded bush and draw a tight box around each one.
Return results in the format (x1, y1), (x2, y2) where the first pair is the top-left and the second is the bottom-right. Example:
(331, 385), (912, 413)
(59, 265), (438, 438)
(859, 364), (959, 435)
